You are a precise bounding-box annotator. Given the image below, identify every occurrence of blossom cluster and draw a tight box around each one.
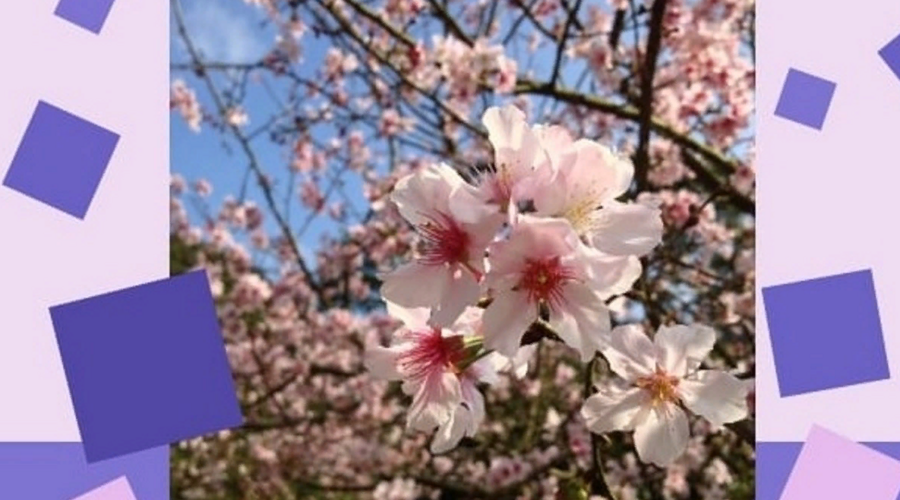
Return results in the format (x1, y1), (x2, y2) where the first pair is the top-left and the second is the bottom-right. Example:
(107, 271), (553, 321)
(367, 104), (750, 466)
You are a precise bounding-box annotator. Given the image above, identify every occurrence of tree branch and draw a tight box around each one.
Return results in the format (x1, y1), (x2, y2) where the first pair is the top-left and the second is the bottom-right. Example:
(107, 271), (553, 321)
(633, 0), (670, 191)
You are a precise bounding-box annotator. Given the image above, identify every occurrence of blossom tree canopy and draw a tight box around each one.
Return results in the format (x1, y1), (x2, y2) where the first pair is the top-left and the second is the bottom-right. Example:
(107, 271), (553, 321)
(169, 0), (756, 498)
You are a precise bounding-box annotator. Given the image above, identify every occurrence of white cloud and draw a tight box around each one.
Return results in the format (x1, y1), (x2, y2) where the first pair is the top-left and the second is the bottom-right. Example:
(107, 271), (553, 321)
(174, 0), (269, 63)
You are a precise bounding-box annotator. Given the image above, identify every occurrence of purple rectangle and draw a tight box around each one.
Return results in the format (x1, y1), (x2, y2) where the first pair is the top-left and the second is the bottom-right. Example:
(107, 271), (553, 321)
(880, 33), (900, 81)
(773, 68), (836, 130)
(50, 270), (242, 462)
(0, 443), (167, 499)
(3, 101), (119, 219)
(762, 269), (889, 396)
(54, 0), (116, 34)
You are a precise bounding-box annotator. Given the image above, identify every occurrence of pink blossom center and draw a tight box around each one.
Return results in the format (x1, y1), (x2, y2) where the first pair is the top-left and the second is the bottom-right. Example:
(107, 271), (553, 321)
(516, 256), (574, 309)
(398, 329), (467, 378)
(417, 212), (471, 266)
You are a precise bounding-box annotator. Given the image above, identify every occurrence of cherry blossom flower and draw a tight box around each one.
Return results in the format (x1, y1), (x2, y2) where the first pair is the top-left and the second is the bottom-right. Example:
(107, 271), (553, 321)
(224, 106), (249, 127)
(581, 324), (749, 466)
(494, 57), (518, 93)
(322, 48), (359, 82)
(533, 138), (663, 258)
(379, 109), (416, 137)
(373, 477), (420, 500)
(170, 79), (202, 132)
(460, 105), (551, 220)
(431, 352), (498, 453)
(365, 303), (497, 453)
(170, 174), (186, 195)
(482, 216), (618, 361)
(381, 163), (502, 327)
(192, 178), (212, 197)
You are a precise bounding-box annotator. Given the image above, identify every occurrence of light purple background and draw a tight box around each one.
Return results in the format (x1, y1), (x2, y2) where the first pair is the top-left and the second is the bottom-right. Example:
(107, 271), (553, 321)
(758, 0), (900, 440)
(72, 477), (136, 500)
(0, 1), (167, 440)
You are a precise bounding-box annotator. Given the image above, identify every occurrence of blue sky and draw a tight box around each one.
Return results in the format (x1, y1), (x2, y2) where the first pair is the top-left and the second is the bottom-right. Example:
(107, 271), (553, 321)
(170, 0), (354, 268)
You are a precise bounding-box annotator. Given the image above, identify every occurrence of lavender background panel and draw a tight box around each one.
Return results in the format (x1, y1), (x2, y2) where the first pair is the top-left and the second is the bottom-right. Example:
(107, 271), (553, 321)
(758, 0), (900, 441)
(0, 443), (167, 499)
(0, 1), (167, 440)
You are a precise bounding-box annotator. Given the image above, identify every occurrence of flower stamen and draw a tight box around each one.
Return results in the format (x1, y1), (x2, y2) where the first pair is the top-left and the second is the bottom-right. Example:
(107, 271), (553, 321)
(635, 366), (681, 406)
(397, 329), (467, 378)
(515, 256), (576, 311)
(416, 212), (471, 266)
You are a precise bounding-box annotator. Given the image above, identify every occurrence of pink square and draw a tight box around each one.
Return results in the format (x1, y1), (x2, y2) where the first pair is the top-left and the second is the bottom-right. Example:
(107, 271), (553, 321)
(780, 425), (900, 500)
(71, 477), (136, 500)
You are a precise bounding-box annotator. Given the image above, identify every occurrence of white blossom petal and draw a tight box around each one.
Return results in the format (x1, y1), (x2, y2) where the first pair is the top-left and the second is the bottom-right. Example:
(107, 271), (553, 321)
(490, 344), (537, 379)
(679, 370), (749, 428)
(584, 252), (642, 300)
(429, 267), (481, 327)
(567, 139), (634, 203)
(431, 378), (485, 454)
(406, 370), (462, 432)
(655, 324), (717, 377)
(448, 182), (499, 224)
(633, 403), (690, 467)
(602, 324), (657, 382)
(582, 384), (650, 434)
(431, 406), (472, 455)
(467, 354), (502, 386)
(431, 406), (473, 454)
(590, 200), (664, 257)
(380, 261), (452, 310)
(482, 290), (538, 358)
(384, 299), (431, 330)
(460, 377), (486, 429)
(482, 105), (539, 172)
(551, 282), (611, 362)
(391, 165), (456, 226)
(533, 123), (575, 171)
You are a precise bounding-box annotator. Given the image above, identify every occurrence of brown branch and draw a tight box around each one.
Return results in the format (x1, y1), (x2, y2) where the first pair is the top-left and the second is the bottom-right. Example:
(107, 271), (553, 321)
(633, 0), (670, 191)
(428, 0), (474, 46)
(680, 150), (754, 215)
(550, 0), (583, 86)
(585, 357), (616, 499)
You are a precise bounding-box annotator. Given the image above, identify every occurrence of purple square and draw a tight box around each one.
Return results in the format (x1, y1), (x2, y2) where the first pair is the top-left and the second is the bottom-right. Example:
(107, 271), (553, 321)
(762, 269), (889, 397)
(774, 68), (836, 130)
(54, 0), (116, 34)
(3, 101), (118, 219)
(0, 443), (166, 499)
(50, 270), (243, 463)
(757, 442), (803, 500)
(880, 33), (900, 82)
